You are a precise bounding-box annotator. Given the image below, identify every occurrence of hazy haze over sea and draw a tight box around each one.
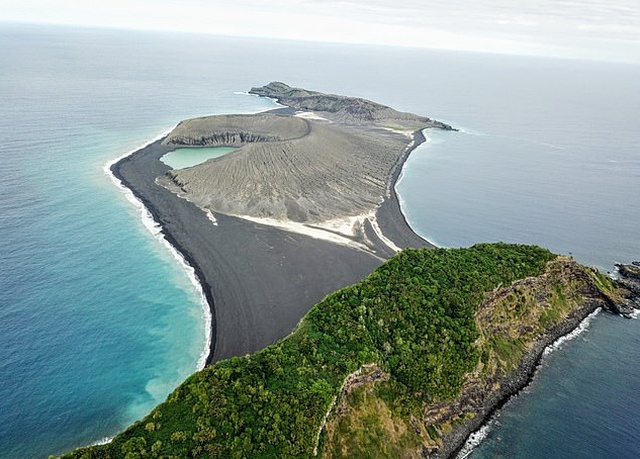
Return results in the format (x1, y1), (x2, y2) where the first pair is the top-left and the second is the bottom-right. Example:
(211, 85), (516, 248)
(0, 24), (638, 458)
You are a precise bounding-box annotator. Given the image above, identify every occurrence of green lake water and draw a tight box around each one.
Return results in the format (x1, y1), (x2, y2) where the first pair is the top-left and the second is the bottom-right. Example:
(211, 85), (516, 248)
(160, 147), (235, 169)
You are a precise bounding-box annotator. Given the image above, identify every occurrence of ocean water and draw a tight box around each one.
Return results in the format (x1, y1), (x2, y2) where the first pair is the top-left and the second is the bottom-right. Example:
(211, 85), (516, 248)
(0, 24), (638, 458)
(396, 56), (640, 271)
(458, 311), (640, 459)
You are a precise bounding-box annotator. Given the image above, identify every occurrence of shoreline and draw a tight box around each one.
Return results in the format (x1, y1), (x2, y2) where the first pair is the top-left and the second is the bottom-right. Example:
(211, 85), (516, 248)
(453, 307), (603, 459)
(442, 299), (607, 459)
(109, 138), (220, 365)
(105, 131), (212, 370)
(105, 121), (609, 459)
(95, 121), (428, 445)
(394, 129), (443, 247)
(109, 123), (432, 364)
(376, 128), (437, 250)
(100, 115), (634, 457)
(107, 84), (443, 368)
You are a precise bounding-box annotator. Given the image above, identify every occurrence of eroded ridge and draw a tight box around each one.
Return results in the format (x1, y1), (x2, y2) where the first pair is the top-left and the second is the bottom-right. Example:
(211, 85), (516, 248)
(163, 113), (310, 147)
(248, 81), (455, 129)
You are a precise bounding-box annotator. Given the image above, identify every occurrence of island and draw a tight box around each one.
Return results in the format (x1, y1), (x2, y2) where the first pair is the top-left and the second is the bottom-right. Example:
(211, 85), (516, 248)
(60, 84), (639, 458)
(109, 82), (452, 363)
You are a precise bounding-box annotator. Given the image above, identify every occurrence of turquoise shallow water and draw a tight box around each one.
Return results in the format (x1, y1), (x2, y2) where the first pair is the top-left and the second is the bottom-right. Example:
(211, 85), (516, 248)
(0, 24), (638, 458)
(0, 25), (279, 458)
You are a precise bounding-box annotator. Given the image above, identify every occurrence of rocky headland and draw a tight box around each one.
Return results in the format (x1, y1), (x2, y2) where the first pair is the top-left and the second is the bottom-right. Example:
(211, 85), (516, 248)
(423, 259), (636, 459)
(614, 262), (640, 316)
(247, 81), (455, 129)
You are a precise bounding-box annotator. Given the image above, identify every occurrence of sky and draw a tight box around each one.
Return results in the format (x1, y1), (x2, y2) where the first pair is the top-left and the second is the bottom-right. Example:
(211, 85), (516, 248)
(2, 0), (640, 63)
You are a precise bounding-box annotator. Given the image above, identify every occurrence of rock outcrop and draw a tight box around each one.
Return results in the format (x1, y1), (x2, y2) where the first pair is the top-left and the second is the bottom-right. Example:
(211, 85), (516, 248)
(249, 81), (455, 130)
(162, 113), (310, 147)
(614, 263), (640, 316)
(428, 259), (633, 459)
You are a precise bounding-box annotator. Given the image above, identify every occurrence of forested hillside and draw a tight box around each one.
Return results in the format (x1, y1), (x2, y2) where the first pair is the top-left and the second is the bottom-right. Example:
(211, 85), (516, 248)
(63, 243), (618, 459)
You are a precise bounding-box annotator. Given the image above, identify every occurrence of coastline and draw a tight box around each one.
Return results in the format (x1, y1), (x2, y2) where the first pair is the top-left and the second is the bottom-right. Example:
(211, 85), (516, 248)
(105, 130), (212, 370)
(104, 86), (615, 459)
(107, 84), (442, 367)
(109, 139), (220, 364)
(385, 129), (621, 458)
(455, 307), (603, 458)
(393, 129), (444, 247)
(105, 119), (618, 459)
(442, 300), (607, 459)
(376, 128), (437, 250)
(95, 120), (436, 452)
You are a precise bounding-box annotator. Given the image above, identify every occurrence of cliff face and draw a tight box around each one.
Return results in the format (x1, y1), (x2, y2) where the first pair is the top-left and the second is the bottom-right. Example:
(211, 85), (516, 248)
(162, 113), (310, 147)
(615, 263), (640, 315)
(425, 259), (622, 458)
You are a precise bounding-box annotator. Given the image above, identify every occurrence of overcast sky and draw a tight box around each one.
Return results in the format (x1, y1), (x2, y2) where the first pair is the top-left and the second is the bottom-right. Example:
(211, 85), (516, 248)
(3, 0), (639, 63)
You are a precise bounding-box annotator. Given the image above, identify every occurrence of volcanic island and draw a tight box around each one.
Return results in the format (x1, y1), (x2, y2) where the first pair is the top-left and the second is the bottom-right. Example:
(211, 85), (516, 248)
(63, 83), (639, 459)
(112, 82), (453, 363)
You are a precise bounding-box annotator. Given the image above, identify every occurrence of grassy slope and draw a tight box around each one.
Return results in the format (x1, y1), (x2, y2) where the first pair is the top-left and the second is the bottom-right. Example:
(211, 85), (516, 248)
(63, 243), (616, 459)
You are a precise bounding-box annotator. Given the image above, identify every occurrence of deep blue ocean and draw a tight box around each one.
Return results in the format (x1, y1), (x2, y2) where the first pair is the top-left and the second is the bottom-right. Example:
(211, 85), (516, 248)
(0, 24), (638, 459)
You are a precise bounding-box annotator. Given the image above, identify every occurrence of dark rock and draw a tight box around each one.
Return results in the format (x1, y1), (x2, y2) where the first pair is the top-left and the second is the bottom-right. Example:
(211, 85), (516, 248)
(616, 263), (640, 280)
(614, 263), (640, 318)
(250, 81), (457, 130)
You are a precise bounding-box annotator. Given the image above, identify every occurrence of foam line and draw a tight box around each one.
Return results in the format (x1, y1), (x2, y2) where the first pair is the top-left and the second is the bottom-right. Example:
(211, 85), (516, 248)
(104, 128), (212, 371)
(543, 308), (601, 357)
(455, 424), (491, 459)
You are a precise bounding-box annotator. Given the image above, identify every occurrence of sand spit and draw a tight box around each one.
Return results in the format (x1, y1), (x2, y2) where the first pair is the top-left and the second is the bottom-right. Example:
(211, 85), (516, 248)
(112, 139), (384, 363)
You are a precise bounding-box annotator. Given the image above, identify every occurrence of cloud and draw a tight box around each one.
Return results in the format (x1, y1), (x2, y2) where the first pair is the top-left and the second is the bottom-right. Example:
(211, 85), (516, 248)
(2, 0), (639, 63)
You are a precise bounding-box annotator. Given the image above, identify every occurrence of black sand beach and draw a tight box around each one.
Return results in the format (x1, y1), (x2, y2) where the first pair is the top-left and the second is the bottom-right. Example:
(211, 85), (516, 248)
(112, 141), (436, 364)
(111, 84), (442, 365)
(112, 133), (430, 364)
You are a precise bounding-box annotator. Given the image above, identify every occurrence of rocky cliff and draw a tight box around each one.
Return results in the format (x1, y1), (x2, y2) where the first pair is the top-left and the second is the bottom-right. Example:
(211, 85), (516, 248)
(320, 257), (637, 459)
(162, 113), (309, 147)
(614, 262), (640, 316)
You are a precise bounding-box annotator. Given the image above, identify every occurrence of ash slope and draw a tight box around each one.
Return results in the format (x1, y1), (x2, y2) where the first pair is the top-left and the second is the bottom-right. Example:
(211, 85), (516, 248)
(160, 83), (453, 241)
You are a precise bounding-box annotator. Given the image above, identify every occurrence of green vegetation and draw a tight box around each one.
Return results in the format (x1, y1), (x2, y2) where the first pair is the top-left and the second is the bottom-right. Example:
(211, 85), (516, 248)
(321, 383), (424, 459)
(63, 243), (558, 459)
